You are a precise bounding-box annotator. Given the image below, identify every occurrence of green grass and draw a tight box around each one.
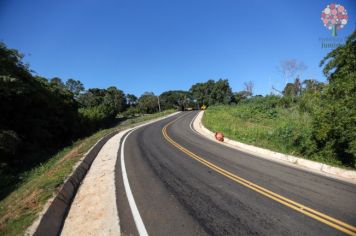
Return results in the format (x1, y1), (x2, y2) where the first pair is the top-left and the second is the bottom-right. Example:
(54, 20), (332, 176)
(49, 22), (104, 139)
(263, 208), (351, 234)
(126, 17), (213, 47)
(203, 104), (344, 167)
(0, 109), (175, 236)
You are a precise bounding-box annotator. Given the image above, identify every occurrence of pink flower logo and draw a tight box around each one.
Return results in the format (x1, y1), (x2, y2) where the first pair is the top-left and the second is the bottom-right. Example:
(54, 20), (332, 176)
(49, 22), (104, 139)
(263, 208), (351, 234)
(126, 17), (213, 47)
(321, 3), (348, 36)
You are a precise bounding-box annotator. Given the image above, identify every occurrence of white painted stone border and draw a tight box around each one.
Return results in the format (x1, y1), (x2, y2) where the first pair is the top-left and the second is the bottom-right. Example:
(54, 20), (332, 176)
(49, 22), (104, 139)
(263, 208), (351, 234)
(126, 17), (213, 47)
(193, 111), (356, 184)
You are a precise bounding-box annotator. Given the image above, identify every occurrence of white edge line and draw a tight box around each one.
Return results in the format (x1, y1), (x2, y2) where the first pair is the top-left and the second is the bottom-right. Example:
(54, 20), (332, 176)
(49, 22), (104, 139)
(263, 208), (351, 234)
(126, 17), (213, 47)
(121, 129), (148, 236)
(120, 111), (180, 236)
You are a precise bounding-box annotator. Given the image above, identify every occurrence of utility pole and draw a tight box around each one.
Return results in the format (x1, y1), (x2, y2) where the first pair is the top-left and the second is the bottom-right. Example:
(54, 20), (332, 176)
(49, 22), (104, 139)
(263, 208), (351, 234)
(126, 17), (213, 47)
(157, 95), (161, 112)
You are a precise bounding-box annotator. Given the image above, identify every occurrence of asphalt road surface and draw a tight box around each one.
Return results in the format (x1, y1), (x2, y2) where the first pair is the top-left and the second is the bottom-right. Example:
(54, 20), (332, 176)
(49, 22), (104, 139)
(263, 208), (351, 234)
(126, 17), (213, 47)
(115, 111), (356, 236)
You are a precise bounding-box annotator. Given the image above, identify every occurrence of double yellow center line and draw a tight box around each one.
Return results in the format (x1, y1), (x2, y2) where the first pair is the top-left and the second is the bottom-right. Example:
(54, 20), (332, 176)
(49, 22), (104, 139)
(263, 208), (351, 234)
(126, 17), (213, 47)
(162, 116), (356, 236)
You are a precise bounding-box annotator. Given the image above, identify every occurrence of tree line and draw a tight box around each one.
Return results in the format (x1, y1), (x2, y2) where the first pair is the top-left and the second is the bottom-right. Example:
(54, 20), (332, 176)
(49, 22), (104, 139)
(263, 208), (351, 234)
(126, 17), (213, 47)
(0, 30), (354, 186)
(0, 42), (235, 174)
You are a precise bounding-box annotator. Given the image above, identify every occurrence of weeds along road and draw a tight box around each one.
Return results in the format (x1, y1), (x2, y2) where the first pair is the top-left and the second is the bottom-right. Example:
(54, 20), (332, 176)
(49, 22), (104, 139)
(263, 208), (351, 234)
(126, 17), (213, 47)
(115, 111), (356, 236)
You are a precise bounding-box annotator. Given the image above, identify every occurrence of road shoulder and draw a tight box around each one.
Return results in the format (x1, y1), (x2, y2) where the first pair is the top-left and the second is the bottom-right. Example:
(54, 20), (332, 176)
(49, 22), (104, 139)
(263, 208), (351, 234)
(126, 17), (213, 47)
(25, 112), (180, 236)
(61, 131), (126, 235)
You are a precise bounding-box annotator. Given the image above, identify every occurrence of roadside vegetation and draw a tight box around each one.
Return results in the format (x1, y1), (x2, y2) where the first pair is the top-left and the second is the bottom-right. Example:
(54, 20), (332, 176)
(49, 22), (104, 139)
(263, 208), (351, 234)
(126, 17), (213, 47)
(204, 31), (355, 168)
(0, 42), (188, 201)
(0, 109), (174, 236)
(204, 99), (322, 163)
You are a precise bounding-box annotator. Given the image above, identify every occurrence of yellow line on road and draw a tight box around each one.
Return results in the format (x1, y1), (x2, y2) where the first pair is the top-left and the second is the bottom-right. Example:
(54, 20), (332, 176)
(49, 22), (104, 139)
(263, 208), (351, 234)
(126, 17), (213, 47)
(162, 116), (356, 236)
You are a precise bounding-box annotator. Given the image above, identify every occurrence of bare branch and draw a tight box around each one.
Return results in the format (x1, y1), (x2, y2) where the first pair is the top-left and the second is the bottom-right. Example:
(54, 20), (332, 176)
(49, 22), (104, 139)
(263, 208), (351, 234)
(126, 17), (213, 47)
(277, 59), (307, 86)
(243, 81), (254, 96)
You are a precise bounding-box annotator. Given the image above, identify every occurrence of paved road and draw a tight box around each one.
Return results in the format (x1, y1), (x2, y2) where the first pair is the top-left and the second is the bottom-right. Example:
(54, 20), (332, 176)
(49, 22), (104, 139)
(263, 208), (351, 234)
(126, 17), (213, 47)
(115, 111), (356, 236)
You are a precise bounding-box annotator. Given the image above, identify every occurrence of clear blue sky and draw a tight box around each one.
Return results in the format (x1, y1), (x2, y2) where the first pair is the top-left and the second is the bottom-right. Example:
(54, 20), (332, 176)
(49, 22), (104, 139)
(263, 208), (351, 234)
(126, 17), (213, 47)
(0, 0), (355, 96)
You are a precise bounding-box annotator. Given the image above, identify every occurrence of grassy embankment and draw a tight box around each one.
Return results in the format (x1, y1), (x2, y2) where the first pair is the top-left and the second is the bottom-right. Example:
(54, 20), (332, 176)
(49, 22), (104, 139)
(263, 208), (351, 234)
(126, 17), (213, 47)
(0, 109), (175, 236)
(203, 99), (347, 168)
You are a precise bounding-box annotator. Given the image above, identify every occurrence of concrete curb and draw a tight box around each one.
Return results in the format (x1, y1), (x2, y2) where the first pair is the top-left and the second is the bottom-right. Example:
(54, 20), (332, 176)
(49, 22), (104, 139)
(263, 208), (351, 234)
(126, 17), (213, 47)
(27, 111), (181, 236)
(30, 131), (119, 236)
(193, 111), (356, 184)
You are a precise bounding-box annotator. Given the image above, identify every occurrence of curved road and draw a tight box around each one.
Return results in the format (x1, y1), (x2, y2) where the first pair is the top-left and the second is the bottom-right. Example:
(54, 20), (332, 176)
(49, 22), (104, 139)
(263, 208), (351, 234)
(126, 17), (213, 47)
(115, 111), (356, 236)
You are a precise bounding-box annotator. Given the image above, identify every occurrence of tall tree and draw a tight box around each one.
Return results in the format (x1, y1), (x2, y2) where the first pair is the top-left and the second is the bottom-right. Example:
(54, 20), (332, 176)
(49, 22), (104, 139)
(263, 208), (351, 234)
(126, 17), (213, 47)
(50, 77), (65, 88)
(159, 90), (191, 110)
(103, 86), (126, 114)
(283, 77), (302, 97)
(313, 30), (356, 166)
(283, 83), (296, 97)
(78, 88), (106, 108)
(138, 92), (158, 114)
(190, 79), (233, 106)
(126, 94), (138, 106)
(65, 79), (84, 98)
